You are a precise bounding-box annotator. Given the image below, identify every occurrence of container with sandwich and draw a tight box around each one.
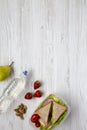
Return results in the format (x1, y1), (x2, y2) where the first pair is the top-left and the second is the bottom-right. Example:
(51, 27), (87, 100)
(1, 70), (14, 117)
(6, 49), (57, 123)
(30, 94), (70, 130)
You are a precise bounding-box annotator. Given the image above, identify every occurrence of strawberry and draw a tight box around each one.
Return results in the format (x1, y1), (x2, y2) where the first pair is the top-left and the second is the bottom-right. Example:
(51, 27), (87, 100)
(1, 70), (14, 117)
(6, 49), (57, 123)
(31, 114), (40, 123)
(34, 81), (41, 89)
(35, 121), (40, 127)
(34, 90), (42, 98)
(24, 92), (32, 99)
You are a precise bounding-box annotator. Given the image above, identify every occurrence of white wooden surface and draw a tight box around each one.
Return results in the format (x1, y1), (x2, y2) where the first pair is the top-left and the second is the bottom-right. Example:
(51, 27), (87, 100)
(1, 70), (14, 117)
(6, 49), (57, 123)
(0, 0), (87, 130)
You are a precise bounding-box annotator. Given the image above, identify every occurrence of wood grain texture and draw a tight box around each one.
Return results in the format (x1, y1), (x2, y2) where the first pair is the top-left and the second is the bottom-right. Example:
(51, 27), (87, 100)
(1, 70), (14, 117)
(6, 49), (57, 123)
(0, 0), (87, 130)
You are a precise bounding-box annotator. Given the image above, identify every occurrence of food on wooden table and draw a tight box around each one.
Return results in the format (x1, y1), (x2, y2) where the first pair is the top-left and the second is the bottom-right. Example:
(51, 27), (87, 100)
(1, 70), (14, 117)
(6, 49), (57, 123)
(0, 61), (14, 81)
(52, 101), (67, 124)
(24, 80), (42, 100)
(34, 90), (42, 98)
(14, 103), (27, 120)
(35, 121), (41, 128)
(30, 94), (70, 130)
(35, 102), (52, 127)
(34, 81), (42, 89)
(31, 114), (40, 123)
(0, 70), (28, 113)
(24, 92), (33, 99)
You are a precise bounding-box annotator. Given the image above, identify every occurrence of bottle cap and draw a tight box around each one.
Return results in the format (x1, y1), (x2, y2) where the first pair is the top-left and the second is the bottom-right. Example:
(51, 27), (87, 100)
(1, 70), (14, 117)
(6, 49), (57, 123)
(23, 70), (28, 76)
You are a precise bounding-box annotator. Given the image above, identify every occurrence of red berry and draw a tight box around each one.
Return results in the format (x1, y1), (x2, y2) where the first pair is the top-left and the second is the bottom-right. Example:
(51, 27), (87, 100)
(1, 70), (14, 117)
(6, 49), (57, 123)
(34, 90), (42, 98)
(24, 92), (32, 99)
(35, 121), (40, 128)
(31, 114), (40, 123)
(34, 81), (41, 89)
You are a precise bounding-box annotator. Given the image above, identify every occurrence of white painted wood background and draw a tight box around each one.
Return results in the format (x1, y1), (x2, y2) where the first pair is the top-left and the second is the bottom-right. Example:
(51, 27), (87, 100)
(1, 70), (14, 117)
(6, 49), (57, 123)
(0, 0), (87, 130)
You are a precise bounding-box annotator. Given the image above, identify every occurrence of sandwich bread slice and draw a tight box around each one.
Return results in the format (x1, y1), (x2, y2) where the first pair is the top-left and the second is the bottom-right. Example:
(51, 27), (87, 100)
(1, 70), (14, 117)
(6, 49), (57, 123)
(35, 101), (52, 127)
(52, 101), (67, 124)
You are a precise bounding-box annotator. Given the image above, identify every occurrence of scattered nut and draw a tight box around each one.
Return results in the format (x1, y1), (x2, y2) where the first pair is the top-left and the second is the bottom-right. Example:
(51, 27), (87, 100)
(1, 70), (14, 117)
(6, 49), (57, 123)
(14, 108), (19, 113)
(14, 103), (27, 120)
(20, 115), (24, 120)
(16, 112), (21, 116)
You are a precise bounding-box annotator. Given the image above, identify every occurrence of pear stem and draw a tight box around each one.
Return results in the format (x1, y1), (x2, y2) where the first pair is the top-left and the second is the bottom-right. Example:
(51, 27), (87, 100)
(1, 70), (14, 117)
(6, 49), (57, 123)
(9, 61), (14, 66)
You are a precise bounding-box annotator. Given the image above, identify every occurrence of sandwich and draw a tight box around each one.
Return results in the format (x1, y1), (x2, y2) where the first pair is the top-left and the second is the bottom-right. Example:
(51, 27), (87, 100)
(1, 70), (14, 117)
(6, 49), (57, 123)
(31, 94), (69, 130)
(35, 102), (52, 127)
(52, 101), (67, 124)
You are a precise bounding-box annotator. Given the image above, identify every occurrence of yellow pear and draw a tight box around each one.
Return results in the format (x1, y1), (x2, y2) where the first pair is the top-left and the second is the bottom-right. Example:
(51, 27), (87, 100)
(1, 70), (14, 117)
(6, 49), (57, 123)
(0, 62), (14, 81)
